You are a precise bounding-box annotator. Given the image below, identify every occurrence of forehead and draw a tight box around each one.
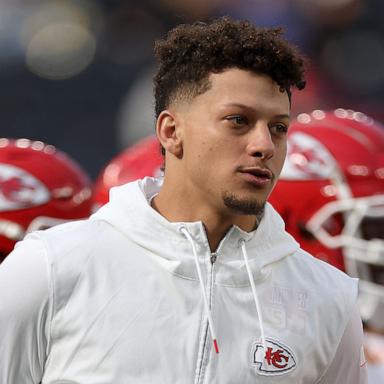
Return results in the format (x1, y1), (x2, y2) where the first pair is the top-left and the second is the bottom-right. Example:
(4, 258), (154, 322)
(199, 68), (290, 114)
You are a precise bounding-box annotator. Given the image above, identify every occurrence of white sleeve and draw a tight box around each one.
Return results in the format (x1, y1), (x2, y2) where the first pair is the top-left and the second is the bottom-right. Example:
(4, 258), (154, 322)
(317, 303), (368, 384)
(0, 237), (51, 384)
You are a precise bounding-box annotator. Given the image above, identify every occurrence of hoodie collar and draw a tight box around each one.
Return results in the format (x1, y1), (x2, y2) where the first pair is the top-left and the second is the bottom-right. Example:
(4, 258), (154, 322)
(92, 177), (299, 286)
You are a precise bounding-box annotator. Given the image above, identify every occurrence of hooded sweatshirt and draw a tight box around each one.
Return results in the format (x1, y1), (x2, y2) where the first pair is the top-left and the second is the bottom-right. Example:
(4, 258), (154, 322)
(0, 177), (366, 383)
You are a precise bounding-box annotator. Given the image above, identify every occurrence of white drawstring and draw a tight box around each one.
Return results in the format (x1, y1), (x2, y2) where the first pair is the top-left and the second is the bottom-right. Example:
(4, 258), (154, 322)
(179, 226), (219, 354)
(240, 239), (267, 351)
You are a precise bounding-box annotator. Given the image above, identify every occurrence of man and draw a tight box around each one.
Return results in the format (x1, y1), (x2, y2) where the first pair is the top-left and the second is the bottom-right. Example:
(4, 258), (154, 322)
(0, 17), (367, 383)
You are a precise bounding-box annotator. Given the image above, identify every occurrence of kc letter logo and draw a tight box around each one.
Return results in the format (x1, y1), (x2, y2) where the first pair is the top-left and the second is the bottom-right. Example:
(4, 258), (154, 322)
(251, 338), (297, 376)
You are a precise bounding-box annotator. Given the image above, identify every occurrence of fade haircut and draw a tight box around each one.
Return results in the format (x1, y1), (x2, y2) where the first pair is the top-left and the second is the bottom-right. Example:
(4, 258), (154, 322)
(154, 16), (306, 121)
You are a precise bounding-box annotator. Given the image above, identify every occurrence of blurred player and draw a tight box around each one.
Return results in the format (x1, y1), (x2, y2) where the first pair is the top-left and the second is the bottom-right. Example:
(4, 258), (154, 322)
(269, 108), (384, 382)
(0, 138), (92, 262)
(93, 135), (162, 208)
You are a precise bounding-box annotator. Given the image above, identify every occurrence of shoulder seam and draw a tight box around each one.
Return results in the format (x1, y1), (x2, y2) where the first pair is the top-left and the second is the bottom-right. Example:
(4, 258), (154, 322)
(31, 233), (55, 359)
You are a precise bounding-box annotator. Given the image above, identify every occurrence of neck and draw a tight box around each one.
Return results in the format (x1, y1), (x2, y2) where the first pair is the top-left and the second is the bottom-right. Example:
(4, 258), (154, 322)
(152, 181), (258, 251)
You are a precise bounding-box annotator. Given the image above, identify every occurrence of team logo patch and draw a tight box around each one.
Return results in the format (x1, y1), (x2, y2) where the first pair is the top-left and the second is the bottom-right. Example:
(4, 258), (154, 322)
(0, 164), (50, 211)
(250, 338), (297, 376)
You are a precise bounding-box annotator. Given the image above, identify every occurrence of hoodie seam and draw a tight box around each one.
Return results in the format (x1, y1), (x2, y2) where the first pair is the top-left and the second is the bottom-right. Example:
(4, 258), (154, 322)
(99, 219), (187, 245)
(162, 270), (200, 281)
(30, 233), (55, 367)
(159, 265), (273, 286)
(214, 273), (272, 287)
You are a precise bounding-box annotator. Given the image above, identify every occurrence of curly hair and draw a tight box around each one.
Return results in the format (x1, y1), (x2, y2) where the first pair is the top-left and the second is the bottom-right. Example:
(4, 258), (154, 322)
(154, 17), (306, 118)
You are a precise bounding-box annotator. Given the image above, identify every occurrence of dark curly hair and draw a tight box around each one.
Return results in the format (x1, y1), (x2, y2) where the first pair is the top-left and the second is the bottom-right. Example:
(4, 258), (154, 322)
(154, 17), (306, 119)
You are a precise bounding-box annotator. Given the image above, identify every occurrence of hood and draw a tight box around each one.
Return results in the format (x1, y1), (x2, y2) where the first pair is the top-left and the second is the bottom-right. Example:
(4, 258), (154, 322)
(92, 177), (300, 285)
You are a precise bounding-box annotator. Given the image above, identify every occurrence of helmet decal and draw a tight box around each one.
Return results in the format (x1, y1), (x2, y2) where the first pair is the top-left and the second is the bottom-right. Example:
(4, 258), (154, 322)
(0, 164), (50, 211)
(281, 132), (337, 180)
(0, 138), (93, 260)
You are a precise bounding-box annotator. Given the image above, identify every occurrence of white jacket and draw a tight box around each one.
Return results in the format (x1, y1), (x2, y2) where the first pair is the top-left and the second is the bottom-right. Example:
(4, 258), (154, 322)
(0, 177), (367, 383)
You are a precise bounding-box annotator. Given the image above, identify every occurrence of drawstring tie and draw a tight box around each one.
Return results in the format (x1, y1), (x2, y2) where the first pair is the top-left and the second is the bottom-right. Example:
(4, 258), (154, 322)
(240, 239), (267, 351)
(179, 226), (219, 354)
(180, 227), (266, 355)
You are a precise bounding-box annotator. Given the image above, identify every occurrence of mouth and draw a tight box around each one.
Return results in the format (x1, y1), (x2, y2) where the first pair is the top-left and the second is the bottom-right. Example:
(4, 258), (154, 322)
(238, 167), (273, 187)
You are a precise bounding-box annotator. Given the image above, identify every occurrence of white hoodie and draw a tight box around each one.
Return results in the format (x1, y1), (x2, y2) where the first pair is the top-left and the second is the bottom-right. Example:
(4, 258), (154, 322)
(0, 177), (367, 383)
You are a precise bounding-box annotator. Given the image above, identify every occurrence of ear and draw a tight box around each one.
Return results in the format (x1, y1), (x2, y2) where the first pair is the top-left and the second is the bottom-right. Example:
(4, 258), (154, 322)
(156, 110), (183, 158)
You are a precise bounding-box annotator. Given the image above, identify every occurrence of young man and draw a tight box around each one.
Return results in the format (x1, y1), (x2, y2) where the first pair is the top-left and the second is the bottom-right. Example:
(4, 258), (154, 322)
(0, 18), (367, 383)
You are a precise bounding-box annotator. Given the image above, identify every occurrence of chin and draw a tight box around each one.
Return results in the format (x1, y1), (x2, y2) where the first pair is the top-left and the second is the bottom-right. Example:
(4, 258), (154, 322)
(222, 191), (266, 216)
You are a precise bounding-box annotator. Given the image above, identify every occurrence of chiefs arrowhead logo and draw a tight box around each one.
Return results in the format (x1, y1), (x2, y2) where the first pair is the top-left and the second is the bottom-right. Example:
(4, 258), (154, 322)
(280, 132), (337, 180)
(251, 338), (297, 376)
(0, 164), (50, 211)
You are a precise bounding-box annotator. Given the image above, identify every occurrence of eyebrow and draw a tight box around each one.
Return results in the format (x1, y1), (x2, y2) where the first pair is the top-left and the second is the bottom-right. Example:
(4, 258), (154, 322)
(222, 103), (290, 120)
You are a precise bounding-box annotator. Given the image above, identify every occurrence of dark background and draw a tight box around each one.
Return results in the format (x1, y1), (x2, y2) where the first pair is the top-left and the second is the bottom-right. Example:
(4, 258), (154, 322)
(1, 0), (383, 179)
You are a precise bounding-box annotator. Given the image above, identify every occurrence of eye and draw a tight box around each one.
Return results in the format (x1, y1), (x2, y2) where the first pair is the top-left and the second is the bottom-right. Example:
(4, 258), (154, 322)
(270, 123), (288, 135)
(226, 115), (249, 126)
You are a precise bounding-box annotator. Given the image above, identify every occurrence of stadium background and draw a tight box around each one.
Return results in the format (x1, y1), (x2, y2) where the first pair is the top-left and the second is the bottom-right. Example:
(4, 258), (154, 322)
(0, 0), (383, 179)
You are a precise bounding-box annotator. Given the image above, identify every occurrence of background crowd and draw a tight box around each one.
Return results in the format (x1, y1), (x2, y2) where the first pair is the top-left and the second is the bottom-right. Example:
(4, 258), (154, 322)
(0, 0), (383, 177)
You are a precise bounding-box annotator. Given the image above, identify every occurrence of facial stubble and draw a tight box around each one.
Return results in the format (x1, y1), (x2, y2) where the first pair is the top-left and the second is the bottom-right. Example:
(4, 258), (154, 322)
(222, 191), (265, 223)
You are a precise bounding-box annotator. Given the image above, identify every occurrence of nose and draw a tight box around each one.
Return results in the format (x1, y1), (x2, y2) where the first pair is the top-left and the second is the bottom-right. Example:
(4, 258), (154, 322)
(246, 123), (274, 160)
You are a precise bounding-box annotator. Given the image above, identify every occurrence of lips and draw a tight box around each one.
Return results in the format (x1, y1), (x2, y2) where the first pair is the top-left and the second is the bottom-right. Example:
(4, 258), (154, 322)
(241, 167), (273, 179)
(239, 167), (273, 186)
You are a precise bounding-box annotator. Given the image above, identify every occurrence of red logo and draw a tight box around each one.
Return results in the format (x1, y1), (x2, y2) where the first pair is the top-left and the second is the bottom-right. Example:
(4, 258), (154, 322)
(280, 132), (336, 180)
(251, 338), (296, 376)
(0, 164), (50, 211)
(0, 176), (36, 203)
(265, 347), (289, 368)
(288, 142), (328, 176)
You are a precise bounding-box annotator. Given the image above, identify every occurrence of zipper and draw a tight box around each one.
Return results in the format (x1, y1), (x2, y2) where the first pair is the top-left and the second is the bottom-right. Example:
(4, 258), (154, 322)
(196, 251), (217, 384)
(194, 227), (232, 384)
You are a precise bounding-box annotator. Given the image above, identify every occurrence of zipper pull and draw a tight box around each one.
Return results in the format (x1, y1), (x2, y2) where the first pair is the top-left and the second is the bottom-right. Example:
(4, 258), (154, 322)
(210, 252), (217, 264)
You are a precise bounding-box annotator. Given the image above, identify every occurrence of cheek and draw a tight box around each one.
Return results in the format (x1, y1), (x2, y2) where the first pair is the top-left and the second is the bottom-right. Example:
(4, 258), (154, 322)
(191, 143), (227, 178)
(185, 141), (211, 173)
(277, 141), (287, 159)
(272, 142), (287, 171)
(191, 141), (210, 162)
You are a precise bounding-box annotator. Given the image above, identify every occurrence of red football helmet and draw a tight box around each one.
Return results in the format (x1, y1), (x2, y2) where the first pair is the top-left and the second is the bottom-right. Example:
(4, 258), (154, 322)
(269, 109), (384, 330)
(93, 136), (163, 208)
(0, 138), (92, 262)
